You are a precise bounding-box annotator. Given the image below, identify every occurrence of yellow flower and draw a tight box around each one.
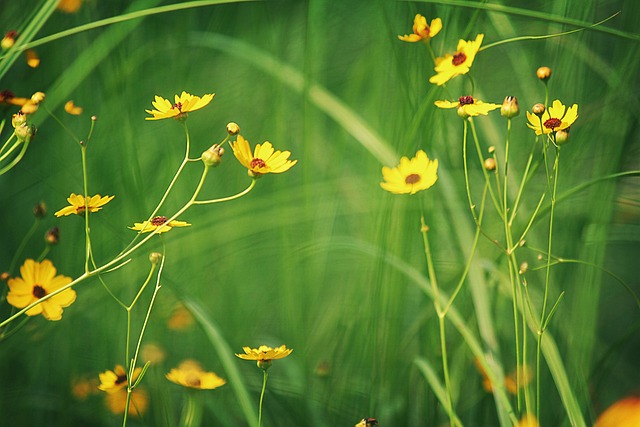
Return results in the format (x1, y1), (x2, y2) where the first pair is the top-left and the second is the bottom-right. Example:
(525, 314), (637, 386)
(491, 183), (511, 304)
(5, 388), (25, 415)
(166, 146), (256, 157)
(516, 414), (539, 427)
(57, 0), (83, 13)
(0, 89), (29, 107)
(235, 345), (293, 362)
(166, 360), (226, 390)
(167, 302), (194, 330)
(429, 34), (484, 86)
(98, 365), (142, 394)
(54, 193), (114, 217)
(526, 99), (578, 136)
(435, 96), (500, 118)
(380, 150), (438, 195)
(128, 216), (191, 234)
(355, 418), (379, 427)
(398, 14), (442, 42)
(64, 100), (83, 115)
(595, 396), (640, 427)
(6, 259), (76, 321)
(230, 135), (297, 177)
(105, 387), (148, 417)
(145, 91), (214, 120)
(26, 49), (40, 68)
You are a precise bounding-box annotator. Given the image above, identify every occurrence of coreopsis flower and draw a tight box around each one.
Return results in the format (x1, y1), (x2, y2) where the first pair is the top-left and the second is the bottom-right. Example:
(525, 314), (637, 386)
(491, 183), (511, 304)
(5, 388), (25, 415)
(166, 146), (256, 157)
(230, 135), (297, 177)
(516, 414), (539, 427)
(398, 14), (442, 42)
(380, 150), (438, 195)
(526, 99), (578, 136)
(145, 91), (214, 120)
(167, 302), (194, 330)
(356, 418), (379, 427)
(64, 100), (83, 115)
(54, 193), (114, 217)
(595, 396), (640, 427)
(105, 387), (149, 417)
(429, 34), (484, 86)
(57, 0), (83, 13)
(166, 360), (226, 390)
(236, 344), (293, 369)
(128, 216), (191, 234)
(25, 49), (40, 68)
(71, 376), (99, 400)
(6, 259), (76, 321)
(1, 31), (17, 50)
(98, 365), (142, 393)
(435, 95), (500, 118)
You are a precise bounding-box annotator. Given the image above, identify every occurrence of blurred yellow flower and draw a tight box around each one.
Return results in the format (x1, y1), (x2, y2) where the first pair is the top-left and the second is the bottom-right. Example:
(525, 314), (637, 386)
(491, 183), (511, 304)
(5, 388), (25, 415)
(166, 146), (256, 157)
(140, 343), (166, 364)
(6, 259), (76, 321)
(166, 360), (226, 390)
(355, 418), (379, 426)
(526, 99), (578, 136)
(380, 150), (438, 195)
(26, 49), (40, 68)
(57, 0), (83, 13)
(105, 387), (148, 417)
(55, 193), (114, 217)
(230, 135), (297, 177)
(429, 34), (484, 86)
(516, 414), (539, 427)
(71, 376), (99, 400)
(236, 345), (293, 362)
(167, 302), (194, 330)
(0, 89), (29, 107)
(474, 358), (532, 395)
(398, 14), (442, 42)
(1, 30), (17, 50)
(129, 216), (191, 234)
(64, 100), (83, 115)
(145, 91), (214, 120)
(98, 365), (142, 394)
(595, 396), (640, 427)
(435, 96), (500, 118)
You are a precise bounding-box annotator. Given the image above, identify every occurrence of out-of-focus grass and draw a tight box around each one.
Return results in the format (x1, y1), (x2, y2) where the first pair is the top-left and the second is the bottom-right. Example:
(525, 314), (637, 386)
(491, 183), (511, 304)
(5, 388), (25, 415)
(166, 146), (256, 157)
(1, 0), (639, 425)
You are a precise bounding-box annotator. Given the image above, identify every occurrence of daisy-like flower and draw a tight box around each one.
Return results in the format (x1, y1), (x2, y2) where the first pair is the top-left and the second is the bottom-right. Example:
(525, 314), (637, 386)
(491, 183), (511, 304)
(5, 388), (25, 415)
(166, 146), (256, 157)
(54, 193), (114, 217)
(398, 14), (442, 42)
(230, 135), (297, 177)
(128, 216), (191, 234)
(166, 360), (226, 390)
(435, 95), (500, 118)
(429, 34), (484, 86)
(380, 150), (439, 195)
(6, 259), (76, 321)
(105, 387), (149, 417)
(236, 344), (293, 369)
(526, 99), (578, 136)
(595, 396), (640, 427)
(98, 365), (142, 394)
(356, 418), (379, 427)
(145, 91), (214, 121)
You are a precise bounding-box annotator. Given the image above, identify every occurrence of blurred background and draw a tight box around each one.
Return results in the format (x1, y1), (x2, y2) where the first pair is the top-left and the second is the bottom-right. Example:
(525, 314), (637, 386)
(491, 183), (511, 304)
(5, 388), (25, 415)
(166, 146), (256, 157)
(1, 0), (639, 425)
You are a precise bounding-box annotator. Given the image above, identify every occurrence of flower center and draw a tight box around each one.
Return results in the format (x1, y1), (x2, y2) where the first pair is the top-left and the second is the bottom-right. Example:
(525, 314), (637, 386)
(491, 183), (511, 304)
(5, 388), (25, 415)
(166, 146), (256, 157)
(115, 374), (127, 385)
(186, 374), (201, 388)
(458, 96), (475, 105)
(452, 52), (467, 66)
(151, 216), (168, 226)
(543, 118), (562, 130)
(32, 284), (46, 299)
(405, 173), (421, 185)
(172, 102), (183, 111)
(250, 158), (266, 169)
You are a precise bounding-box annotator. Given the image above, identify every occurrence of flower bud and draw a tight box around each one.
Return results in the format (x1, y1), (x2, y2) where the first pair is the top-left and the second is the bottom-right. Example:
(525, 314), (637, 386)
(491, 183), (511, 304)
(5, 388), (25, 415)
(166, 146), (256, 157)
(501, 96), (520, 118)
(33, 201), (47, 218)
(15, 123), (36, 141)
(12, 112), (27, 128)
(456, 106), (470, 119)
(488, 146), (496, 154)
(0, 272), (9, 281)
(226, 122), (240, 135)
(149, 252), (163, 265)
(555, 128), (570, 145)
(532, 103), (546, 117)
(30, 91), (45, 104)
(25, 49), (40, 68)
(1, 31), (17, 50)
(257, 360), (272, 370)
(201, 144), (225, 167)
(484, 158), (496, 171)
(519, 262), (528, 275)
(536, 66), (551, 81)
(45, 227), (60, 245)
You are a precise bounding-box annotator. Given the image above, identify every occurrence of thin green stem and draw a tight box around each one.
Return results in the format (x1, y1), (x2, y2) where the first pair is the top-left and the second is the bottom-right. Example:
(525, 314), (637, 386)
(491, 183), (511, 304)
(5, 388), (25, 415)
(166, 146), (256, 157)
(469, 119), (503, 218)
(258, 369), (268, 427)
(81, 145), (92, 273)
(0, 138), (30, 175)
(0, 134), (19, 162)
(509, 137), (540, 226)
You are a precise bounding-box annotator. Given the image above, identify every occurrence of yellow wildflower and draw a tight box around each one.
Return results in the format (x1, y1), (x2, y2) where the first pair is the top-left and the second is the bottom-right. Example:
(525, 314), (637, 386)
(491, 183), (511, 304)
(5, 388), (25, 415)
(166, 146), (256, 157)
(166, 360), (226, 390)
(6, 259), (76, 321)
(230, 135), (297, 177)
(429, 34), (484, 86)
(105, 387), (148, 417)
(26, 49), (40, 68)
(398, 14), (442, 42)
(98, 364), (142, 394)
(57, 0), (83, 13)
(55, 193), (114, 217)
(526, 99), (578, 136)
(380, 150), (438, 195)
(145, 91), (214, 120)
(64, 100), (83, 115)
(595, 396), (640, 427)
(236, 345), (293, 362)
(516, 414), (539, 427)
(355, 418), (379, 426)
(435, 95), (500, 118)
(129, 216), (191, 234)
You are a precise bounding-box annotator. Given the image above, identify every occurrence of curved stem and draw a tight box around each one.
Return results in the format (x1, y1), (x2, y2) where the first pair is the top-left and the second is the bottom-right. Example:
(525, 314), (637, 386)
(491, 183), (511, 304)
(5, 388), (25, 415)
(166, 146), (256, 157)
(258, 369), (268, 427)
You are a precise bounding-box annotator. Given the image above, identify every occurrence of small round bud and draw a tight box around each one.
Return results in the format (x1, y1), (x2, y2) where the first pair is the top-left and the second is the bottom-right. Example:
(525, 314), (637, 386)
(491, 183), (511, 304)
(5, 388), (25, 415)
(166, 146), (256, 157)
(201, 144), (225, 167)
(45, 226), (60, 245)
(488, 146), (496, 154)
(501, 96), (520, 118)
(91, 115), (97, 121)
(33, 202), (47, 218)
(537, 254), (543, 261)
(12, 112), (27, 128)
(226, 122), (240, 135)
(536, 66), (552, 81)
(484, 158), (496, 171)
(0, 272), (10, 281)
(519, 262), (529, 275)
(1, 31), (17, 50)
(257, 360), (272, 370)
(30, 91), (45, 104)
(149, 252), (163, 265)
(532, 103), (546, 117)
(555, 128), (570, 145)
(15, 123), (36, 141)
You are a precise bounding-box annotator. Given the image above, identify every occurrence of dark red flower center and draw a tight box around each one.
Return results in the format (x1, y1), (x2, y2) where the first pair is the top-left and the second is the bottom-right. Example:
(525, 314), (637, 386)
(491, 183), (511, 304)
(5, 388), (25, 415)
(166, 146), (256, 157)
(172, 102), (183, 111)
(250, 158), (266, 169)
(186, 375), (201, 387)
(543, 118), (562, 130)
(405, 173), (421, 185)
(452, 52), (467, 66)
(115, 374), (127, 385)
(458, 96), (475, 105)
(32, 284), (46, 299)
(151, 216), (168, 226)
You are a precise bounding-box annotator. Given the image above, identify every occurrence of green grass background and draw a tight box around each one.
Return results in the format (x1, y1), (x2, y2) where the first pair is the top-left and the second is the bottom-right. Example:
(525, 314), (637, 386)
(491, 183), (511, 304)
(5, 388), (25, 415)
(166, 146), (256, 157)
(1, 0), (639, 425)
